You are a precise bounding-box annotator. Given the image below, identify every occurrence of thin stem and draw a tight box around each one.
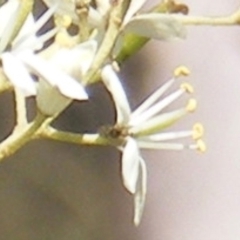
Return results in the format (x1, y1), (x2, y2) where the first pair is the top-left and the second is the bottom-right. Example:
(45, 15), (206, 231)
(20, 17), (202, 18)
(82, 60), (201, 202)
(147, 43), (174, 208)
(36, 126), (122, 147)
(14, 88), (27, 131)
(83, 0), (131, 84)
(0, 111), (47, 161)
(175, 8), (240, 26)
(0, 69), (12, 93)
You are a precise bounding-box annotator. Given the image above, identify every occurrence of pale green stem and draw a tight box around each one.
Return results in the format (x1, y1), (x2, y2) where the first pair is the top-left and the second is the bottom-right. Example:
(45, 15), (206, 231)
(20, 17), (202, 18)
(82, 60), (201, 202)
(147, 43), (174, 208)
(14, 88), (28, 131)
(0, 112), (47, 161)
(76, 1), (90, 42)
(83, 0), (131, 84)
(0, 70), (12, 93)
(175, 12), (239, 26)
(36, 126), (122, 147)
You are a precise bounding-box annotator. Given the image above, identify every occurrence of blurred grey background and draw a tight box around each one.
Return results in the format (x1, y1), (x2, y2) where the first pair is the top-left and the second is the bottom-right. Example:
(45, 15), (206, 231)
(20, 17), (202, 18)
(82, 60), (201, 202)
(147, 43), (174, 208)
(1, 0), (240, 239)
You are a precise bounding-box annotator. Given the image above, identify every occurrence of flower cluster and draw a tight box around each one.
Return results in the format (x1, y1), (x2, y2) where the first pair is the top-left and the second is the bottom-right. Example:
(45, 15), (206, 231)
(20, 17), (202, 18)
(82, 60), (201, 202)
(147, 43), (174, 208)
(0, 0), (206, 226)
(101, 64), (205, 225)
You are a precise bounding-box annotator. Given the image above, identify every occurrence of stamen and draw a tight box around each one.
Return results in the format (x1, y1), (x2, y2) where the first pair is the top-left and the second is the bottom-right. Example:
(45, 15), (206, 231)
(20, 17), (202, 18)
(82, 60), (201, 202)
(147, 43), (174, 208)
(186, 98), (197, 112)
(192, 123), (204, 139)
(131, 78), (175, 119)
(189, 139), (207, 152)
(131, 108), (186, 137)
(138, 130), (192, 141)
(130, 87), (185, 126)
(61, 15), (72, 28)
(180, 82), (194, 93)
(174, 65), (190, 77)
(55, 31), (73, 47)
(137, 141), (185, 150)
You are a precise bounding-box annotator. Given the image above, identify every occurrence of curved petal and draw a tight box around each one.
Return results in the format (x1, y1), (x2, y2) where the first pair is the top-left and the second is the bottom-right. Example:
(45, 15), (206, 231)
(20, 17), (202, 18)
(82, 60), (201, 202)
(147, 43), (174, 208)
(134, 156), (147, 226)
(0, 0), (20, 52)
(123, 0), (146, 25)
(0, 0), (19, 36)
(125, 13), (187, 40)
(50, 40), (97, 77)
(18, 51), (88, 100)
(121, 137), (140, 194)
(1, 53), (36, 96)
(101, 65), (131, 124)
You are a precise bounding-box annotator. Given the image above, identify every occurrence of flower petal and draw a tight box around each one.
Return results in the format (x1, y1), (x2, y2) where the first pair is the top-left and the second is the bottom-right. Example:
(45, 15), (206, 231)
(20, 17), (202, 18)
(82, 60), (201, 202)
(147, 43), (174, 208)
(18, 51), (88, 100)
(121, 137), (140, 194)
(95, 0), (111, 16)
(14, 4), (58, 51)
(50, 40), (97, 77)
(0, 0), (19, 37)
(0, 0), (20, 52)
(134, 157), (147, 226)
(101, 65), (131, 124)
(123, 0), (146, 25)
(125, 13), (186, 40)
(1, 53), (36, 96)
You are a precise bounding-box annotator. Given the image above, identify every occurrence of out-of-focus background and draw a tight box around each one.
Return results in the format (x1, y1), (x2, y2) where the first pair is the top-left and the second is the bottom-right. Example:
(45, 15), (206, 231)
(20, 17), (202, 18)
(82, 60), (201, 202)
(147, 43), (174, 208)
(0, 0), (240, 239)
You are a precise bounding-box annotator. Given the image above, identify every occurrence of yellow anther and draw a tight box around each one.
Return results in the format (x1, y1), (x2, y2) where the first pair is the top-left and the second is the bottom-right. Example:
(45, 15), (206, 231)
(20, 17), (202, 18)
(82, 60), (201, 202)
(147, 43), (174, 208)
(192, 123), (204, 139)
(186, 98), (197, 112)
(174, 65), (190, 77)
(61, 15), (72, 28)
(196, 139), (207, 153)
(55, 31), (74, 47)
(180, 82), (194, 93)
(54, 15), (72, 28)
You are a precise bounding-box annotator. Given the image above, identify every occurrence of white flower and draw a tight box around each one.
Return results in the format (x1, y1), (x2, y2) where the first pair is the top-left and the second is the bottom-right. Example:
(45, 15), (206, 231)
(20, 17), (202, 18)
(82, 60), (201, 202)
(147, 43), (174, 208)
(101, 64), (205, 225)
(0, 2), (97, 116)
(0, 0), (58, 95)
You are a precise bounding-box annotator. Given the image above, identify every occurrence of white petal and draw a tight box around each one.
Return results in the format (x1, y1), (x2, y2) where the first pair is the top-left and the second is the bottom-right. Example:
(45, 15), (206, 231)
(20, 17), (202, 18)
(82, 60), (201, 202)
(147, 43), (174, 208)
(95, 0), (111, 16)
(18, 51), (88, 100)
(101, 65), (131, 124)
(122, 137), (140, 194)
(13, 14), (42, 52)
(14, 5), (57, 51)
(125, 13), (187, 40)
(123, 0), (146, 25)
(0, 0), (19, 36)
(1, 53), (36, 96)
(0, 0), (20, 52)
(134, 157), (147, 226)
(42, 0), (78, 24)
(50, 40), (97, 77)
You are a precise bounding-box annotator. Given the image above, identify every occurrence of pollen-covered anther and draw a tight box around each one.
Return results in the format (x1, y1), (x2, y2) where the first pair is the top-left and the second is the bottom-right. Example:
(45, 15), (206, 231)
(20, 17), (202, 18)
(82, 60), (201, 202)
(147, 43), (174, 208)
(196, 139), (207, 153)
(180, 82), (194, 93)
(192, 123), (204, 139)
(189, 139), (206, 152)
(174, 65), (190, 77)
(186, 98), (197, 112)
(61, 15), (72, 28)
(55, 32), (73, 47)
